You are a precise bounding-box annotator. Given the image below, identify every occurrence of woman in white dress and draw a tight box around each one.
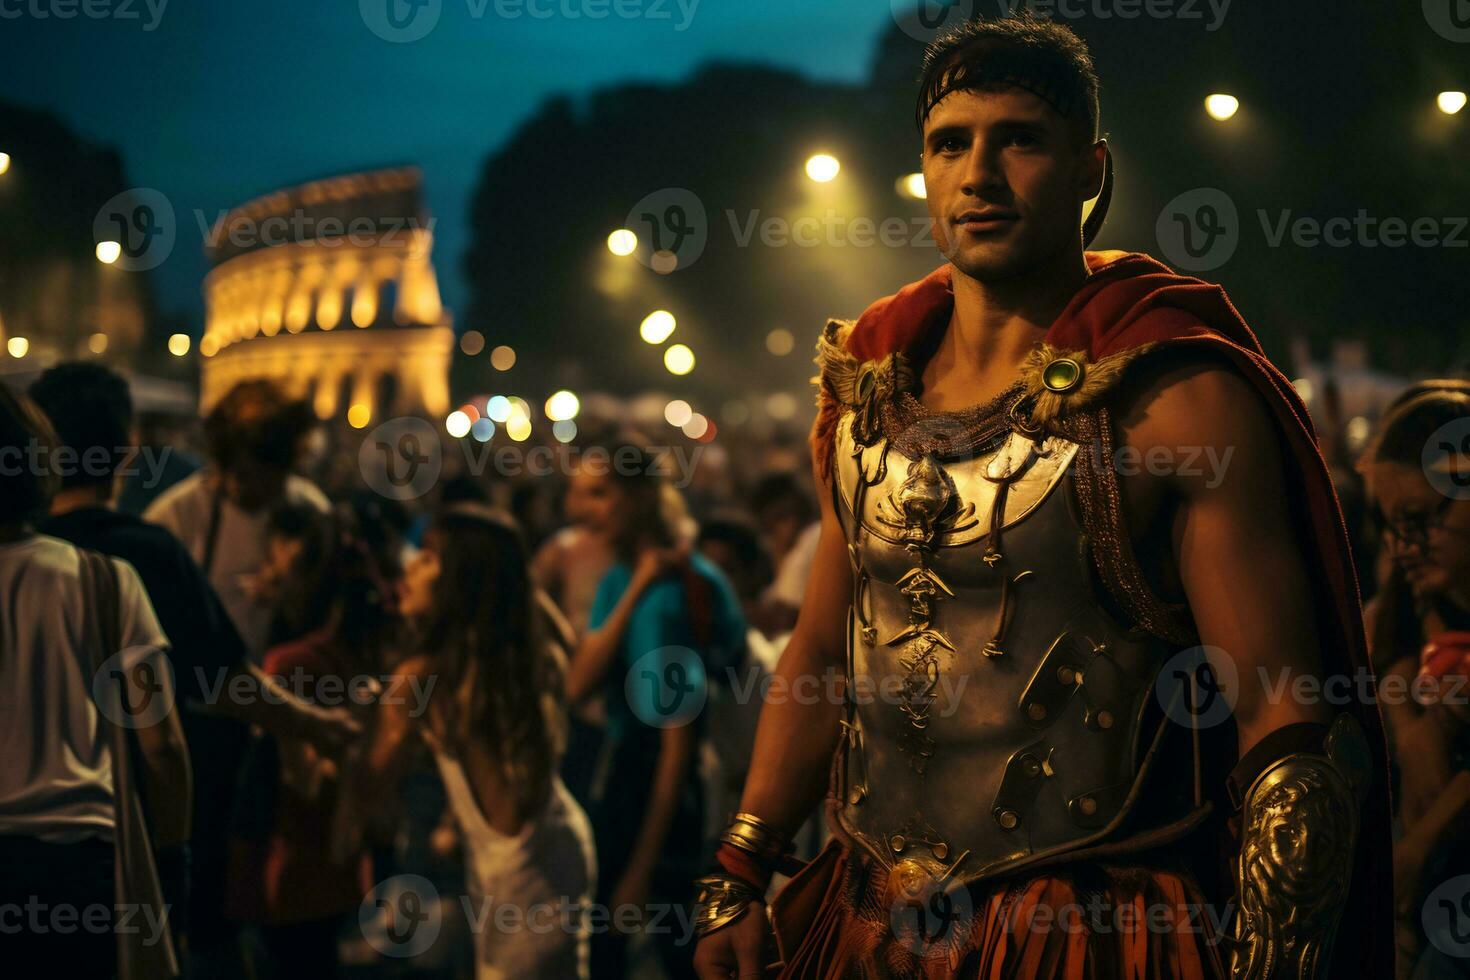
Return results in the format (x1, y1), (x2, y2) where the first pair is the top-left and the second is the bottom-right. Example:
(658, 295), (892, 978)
(363, 503), (596, 979)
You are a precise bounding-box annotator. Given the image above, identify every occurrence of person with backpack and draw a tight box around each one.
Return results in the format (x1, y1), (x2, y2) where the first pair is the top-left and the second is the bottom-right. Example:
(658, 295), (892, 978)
(564, 437), (747, 979)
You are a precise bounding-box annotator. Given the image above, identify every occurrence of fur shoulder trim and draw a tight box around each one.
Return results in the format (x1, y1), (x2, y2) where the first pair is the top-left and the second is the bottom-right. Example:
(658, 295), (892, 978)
(1020, 342), (1158, 426)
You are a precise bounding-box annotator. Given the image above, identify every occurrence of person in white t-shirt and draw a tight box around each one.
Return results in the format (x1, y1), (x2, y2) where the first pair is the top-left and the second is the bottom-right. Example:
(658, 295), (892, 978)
(145, 380), (329, 661)
(0, 385), (191, 975)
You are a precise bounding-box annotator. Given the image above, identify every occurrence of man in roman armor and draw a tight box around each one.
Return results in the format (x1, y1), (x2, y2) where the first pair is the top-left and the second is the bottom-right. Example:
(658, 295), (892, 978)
(693, 15), (1390, 980)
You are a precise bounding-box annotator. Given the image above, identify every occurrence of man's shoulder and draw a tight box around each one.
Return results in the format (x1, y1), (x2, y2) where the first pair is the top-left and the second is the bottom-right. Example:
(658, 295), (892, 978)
(143, 470), (208, 520)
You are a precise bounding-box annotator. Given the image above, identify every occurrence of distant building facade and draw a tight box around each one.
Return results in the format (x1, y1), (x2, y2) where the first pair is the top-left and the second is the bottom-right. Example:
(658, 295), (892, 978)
(200, 166), (452, 424)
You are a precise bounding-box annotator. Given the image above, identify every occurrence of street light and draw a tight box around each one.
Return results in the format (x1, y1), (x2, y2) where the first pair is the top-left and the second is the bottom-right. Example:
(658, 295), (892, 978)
(96, 241), (122, 264)
(607, 229), (638, 256)
(896, 173), (927, 199)
(805, 153), (841, 183)
(167, 333), (190, 356)
(0, 153), (10, 175)
(1205, 94), (1240, 121)
(1439, 91), (1467, 115)
(7, 337), (28, 358)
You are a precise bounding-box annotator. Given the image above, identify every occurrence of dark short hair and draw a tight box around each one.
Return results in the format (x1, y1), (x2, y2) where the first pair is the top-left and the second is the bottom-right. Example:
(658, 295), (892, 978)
(29, 361), (133, 489)
(697, 514), (774, 599)
(0, 384), (60, 524)
(749, 471), (815, 523)
(916, 15), (1101, 142)
(203, 380), (315, 473)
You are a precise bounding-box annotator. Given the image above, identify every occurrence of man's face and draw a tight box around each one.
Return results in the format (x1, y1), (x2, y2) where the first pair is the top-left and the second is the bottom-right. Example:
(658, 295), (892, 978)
(922, 87), (1102, 282)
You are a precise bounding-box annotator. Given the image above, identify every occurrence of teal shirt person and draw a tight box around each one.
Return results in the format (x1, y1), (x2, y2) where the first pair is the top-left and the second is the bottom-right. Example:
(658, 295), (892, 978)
(587, 550), (748, 738)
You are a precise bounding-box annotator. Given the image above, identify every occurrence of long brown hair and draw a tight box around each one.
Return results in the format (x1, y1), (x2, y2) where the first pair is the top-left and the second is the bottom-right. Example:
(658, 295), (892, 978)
(416, 504), (564, 817)
(1360, 380), (1470, 667)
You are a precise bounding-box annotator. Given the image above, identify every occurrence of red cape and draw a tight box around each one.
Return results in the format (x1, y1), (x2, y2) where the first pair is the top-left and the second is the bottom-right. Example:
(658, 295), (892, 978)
(825, 250), (1393, 976)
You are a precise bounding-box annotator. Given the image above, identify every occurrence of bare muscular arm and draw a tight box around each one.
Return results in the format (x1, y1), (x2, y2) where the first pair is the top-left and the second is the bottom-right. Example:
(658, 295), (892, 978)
(1117, 357), (1332, 759)
(696, 454), (851, 978)
(734, 453), (854, 834)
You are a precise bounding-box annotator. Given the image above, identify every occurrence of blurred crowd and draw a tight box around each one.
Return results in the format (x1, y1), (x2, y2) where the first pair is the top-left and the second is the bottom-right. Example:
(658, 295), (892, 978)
(0, 363), (1468, 980)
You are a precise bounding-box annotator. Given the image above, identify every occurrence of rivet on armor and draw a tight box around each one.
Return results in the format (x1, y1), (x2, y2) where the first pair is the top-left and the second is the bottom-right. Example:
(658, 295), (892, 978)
(1026, 702), (1048, 722)
(996, 809), (1020, 831)
(1041, 357), (1083, 393)
(890, 834), (907, 853)
(934, 843), (949, 860)
(1096, 710), (1115, 730)
(1078, 796), (1098, 816)
(1057, 666), (1075, 685)
(848, 788), (866, 805)
(1022, 756), (1042, 778)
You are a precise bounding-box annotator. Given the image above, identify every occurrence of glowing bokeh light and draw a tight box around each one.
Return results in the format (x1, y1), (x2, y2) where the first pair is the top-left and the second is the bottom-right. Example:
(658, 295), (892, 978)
(664, 343), (695, 376)
(1438, 91), (1467, 115)
(446, 411), (472, 438)
(640, 310), (677, 345)
(347, 404), (371, 429)
(460, 330), (486, 356)
(545, 390), (580, 422)
(95, 241), (122, 264)
(682, 414), (709, 439)
(766, 328), (795, 356)
(490, 345), (517, 371)
(806, 153), (841, 183)
(607, 229), (638, 256)
(897, 173), (927, 199)
(1204, 94), (1240, 121)
(665, 399), (693, 427)
(167, 333), (190, 356)
(7, 337), (28, 358)
(486, 395), (512, 423)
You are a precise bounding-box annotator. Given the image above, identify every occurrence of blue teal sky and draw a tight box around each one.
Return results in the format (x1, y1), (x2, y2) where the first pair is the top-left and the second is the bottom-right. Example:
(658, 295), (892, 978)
(0, 0), (898, 324)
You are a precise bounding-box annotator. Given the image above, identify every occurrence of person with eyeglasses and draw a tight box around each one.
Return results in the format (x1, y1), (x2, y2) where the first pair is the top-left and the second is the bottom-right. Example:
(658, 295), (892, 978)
(1358, 379), (1470, 979)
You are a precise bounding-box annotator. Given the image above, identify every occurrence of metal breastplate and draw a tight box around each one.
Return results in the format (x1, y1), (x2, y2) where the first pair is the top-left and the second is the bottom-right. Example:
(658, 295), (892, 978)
(832, 410), (1190, 888)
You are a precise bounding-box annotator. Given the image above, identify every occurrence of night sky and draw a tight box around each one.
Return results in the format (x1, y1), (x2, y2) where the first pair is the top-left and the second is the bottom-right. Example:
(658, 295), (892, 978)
(0, 0), (897, 325)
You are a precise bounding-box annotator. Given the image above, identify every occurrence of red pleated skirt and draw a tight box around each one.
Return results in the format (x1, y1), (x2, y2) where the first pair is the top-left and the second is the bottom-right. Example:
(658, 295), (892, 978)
(771, 842), (1228, 980)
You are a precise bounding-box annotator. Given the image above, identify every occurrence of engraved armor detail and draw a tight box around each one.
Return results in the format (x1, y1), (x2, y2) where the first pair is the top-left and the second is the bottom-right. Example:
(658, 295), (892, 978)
(832, 404), (1197, 890)
(1227, 714), (1369, 979)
